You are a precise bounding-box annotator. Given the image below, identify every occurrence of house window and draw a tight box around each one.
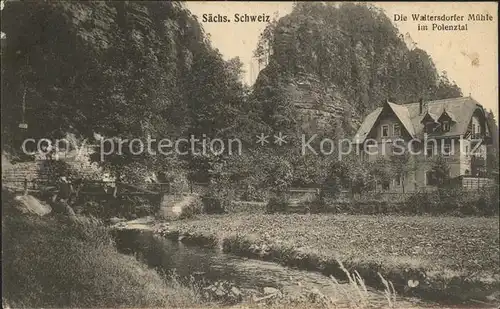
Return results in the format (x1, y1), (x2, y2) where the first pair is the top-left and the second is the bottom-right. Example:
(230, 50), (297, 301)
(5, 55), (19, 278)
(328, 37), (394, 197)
(465, 145), (469, 157)
(394, 174), (403, 187)
(426, 143), (434, 157)
(442, 121), (450, 132)
(472, 124), (476, 135)
(426, 122), (434, 133)
(381, 125), (389, 138)
(382, 180), (390, 190)
(393, 124), (401, 137)
(442, 140), (451, 156)
(425, 171), (434, 186)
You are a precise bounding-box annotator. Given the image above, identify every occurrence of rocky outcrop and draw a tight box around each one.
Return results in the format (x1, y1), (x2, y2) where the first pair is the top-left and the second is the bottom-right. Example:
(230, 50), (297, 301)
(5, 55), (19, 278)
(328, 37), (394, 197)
(2, 1), (205, 143)
(286, 73), (359, 133)
(13, 195), (52, 216)
(253, 3), (462, 136)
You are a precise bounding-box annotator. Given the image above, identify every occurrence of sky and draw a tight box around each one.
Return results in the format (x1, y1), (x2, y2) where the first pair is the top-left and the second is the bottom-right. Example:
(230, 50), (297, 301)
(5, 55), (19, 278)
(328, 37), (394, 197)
(185, 2), (498, 118)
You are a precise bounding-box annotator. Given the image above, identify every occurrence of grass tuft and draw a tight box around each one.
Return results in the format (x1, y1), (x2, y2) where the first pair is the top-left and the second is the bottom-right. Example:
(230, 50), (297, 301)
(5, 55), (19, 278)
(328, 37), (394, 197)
(2, 209), (204, 308)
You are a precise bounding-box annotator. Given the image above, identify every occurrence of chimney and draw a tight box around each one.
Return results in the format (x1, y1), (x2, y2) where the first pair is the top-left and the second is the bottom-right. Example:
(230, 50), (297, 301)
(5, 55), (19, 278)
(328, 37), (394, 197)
(419, 98), (423, 115)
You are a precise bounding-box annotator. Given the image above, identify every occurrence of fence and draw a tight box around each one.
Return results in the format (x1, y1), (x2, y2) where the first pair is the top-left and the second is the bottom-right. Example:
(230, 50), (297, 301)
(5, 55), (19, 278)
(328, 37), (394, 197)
(2, 177), (174, 197)
(4, 175), (498, 205)
(460, 176), (496, 190)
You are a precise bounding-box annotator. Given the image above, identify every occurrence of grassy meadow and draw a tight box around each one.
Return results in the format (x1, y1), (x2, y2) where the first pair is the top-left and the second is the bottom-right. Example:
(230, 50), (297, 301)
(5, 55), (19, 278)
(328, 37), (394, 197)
(158, 213), (500, 303)
(0, 190), (404, 309)
(3, 185), (498, 307)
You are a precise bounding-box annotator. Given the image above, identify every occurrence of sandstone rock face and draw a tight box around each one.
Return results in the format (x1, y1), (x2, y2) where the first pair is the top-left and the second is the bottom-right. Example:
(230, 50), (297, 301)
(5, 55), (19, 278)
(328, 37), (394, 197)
(253, 3), (462, 137)
(2, 1), (201, 142)
(287, 73), (359, 134)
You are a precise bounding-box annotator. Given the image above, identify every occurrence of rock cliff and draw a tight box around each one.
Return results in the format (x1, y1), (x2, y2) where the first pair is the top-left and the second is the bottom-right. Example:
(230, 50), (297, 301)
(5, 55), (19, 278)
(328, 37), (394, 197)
(252, 2), (462, 136)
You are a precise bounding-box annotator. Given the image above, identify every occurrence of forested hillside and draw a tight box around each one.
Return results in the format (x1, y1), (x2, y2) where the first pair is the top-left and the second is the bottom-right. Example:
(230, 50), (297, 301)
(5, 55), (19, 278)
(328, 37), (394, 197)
(1, 1), (265, 179)
(1, 2), (468, 187)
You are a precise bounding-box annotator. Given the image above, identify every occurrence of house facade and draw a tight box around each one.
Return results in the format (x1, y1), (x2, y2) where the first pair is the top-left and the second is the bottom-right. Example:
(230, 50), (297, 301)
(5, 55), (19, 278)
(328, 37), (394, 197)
(353, 96), (492, 192)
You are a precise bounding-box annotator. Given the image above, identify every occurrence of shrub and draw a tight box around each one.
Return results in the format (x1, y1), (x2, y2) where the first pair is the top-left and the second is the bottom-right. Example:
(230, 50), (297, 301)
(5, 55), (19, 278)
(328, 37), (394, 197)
(201, 177), (235, 214)
(134, 204), (156, 218)
(78, 195), (160, 220)
(81, 199), (107, 217)
(224, 201), (267, 214)
(306, 192), (327, 214)
(159, 170), (189, 194)
(240, 185), (268, 202)
(405, 187), (499, 216)
(404, 191), (435, 214)
(266, 193), (290, 213)
(179, 196), (203, 219)
(201, 195), (228, 214)
(321, 186), (499, 216)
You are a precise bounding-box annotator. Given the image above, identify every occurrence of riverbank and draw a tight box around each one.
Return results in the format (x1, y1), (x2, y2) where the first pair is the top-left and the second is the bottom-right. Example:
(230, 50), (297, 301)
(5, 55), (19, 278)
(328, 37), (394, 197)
(1, 189), (206, 308)
(156, 213), (500, 305)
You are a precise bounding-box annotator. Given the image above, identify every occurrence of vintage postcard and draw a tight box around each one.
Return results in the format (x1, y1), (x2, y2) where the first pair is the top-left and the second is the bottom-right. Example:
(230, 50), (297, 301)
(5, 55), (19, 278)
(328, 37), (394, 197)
(1, 1), (498, 308)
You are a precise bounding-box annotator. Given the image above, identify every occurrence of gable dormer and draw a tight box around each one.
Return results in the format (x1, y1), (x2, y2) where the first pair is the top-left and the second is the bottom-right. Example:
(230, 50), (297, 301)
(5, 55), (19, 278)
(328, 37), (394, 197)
(437, 109), (456, 133)
(467, 107), (487, 139)
(420, 111), (439, 134)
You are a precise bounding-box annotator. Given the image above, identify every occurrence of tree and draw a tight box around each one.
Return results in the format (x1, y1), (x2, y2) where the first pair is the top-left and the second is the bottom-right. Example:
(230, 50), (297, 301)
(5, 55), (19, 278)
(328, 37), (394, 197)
(430, 155), (451, 187)
(434, 71), (462, 99)
(253, 15), (278, 68)
(390, 150), (416, 193)
(485, 110), (499, 179)
(324, 155), (373, 196)
(369, 157), (395, 191)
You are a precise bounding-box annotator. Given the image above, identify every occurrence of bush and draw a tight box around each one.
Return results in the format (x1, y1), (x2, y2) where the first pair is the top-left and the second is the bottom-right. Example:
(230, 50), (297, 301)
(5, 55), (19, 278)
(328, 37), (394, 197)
(201, 195), (228, 214)
(201, 177), (235, 214)
(266, 193), (290, 213)
(78, 195), (160, 220)
(305, 191), (326, 214)
(179, 196), (203, 219)
(321, 186), (499, 216)
(159, 170), (189, 194)
(225, 201), (267, 214)
(240, 185), (268, 202)
(405, 187), (499, 216)
(81, 199), (107, 217)
(404, 191), (436, 214)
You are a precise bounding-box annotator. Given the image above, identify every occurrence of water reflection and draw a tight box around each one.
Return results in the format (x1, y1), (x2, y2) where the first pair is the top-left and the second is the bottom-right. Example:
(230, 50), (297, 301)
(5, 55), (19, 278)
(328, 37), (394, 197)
(113, 229), (386, 299)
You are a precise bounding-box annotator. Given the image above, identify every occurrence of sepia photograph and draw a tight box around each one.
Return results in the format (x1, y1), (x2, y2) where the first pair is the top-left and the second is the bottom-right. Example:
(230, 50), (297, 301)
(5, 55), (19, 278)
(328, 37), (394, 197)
(1, 1), (499, 308)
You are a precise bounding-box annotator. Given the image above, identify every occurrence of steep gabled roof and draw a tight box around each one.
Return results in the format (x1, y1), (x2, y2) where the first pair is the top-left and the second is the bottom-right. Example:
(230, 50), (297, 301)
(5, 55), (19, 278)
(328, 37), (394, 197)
(439, 109), (457, 123)
(353, 101), (415, 144)
(405, 96), (481, 138)
(353, 96), (484, 143)
(353, 107), (382, 144)
(388, 102), (415, 137)
(420, 110), (439, 123)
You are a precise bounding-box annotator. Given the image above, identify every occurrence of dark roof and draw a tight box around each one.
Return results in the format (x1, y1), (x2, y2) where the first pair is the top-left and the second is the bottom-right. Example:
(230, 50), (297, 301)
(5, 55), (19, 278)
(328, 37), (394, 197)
(405, 96), (482, 138)
(354, 96), (485, 143)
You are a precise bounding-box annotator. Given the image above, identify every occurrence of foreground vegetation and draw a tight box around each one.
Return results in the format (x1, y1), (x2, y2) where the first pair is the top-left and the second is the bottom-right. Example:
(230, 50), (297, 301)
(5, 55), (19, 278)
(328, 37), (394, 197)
(3, 185), (498, 308)
(158, 213), (500, 303)
(0, 190), (407, 309)
(2, 191), (205, 308)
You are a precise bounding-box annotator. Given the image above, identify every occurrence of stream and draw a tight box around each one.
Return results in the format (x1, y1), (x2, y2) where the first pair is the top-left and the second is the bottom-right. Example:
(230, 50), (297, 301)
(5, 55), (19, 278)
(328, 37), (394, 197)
(113, 229), (418, 306)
